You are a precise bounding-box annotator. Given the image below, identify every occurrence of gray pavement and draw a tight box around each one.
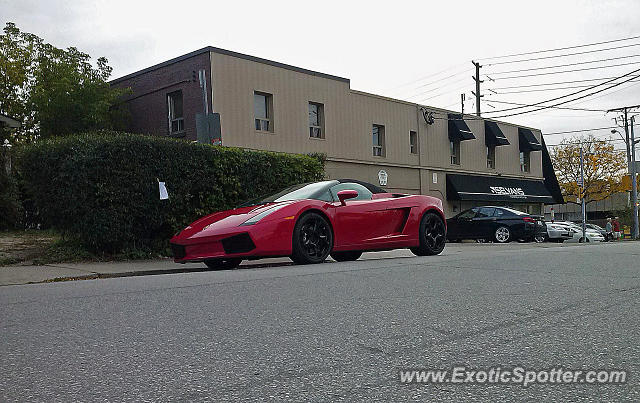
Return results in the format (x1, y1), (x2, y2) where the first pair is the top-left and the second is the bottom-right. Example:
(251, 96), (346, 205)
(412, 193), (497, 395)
(1, 241), (639, 401)
(0, 241), (612, 286)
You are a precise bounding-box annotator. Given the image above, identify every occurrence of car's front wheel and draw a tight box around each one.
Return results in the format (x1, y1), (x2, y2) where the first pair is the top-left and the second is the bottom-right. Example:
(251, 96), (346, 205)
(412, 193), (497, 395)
(204, 258), (242, 270)
(330, 251), (362, 262)
(494, 226), (511, 243)
(291, 212), (333, 264)
(411, 212), (446, 256)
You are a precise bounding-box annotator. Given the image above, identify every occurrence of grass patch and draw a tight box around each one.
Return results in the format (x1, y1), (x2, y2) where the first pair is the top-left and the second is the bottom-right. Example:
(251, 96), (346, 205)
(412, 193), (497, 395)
(0, 230), (170, 266)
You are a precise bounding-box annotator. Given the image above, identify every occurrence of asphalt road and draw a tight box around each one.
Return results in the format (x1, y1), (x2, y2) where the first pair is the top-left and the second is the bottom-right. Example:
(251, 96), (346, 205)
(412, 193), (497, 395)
(1, 242), (639, 401)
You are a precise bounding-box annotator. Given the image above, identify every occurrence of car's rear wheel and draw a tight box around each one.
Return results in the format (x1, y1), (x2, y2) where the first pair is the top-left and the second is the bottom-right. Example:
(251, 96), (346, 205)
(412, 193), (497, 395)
(534, 234), (547, 243)
(411, 212), (446, 256)
(494, 226), (511, 243)
(291, 212), (333, 264)
(204, 258), (242, 270)
(330, 251), (362, 262)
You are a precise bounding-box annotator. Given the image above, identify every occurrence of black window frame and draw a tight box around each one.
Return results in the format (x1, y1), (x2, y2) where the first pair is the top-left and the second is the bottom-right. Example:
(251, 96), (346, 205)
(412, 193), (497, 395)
(450, 140), (460, 165)
(254, 91), (274, 132)
(409, 130), (418, 154)
(167, 90), (185, 136)
(308, 101), (324, 139)
(372, 124), (385, 157)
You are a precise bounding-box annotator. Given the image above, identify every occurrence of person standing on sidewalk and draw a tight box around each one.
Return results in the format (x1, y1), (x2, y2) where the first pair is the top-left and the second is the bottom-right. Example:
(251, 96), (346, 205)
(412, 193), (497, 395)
(612, 217), (621, 241)
(606, 218), (613, 242)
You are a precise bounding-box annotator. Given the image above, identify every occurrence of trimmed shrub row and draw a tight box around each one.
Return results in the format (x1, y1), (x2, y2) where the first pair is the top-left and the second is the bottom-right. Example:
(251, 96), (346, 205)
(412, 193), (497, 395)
(17, 131), (324, 252)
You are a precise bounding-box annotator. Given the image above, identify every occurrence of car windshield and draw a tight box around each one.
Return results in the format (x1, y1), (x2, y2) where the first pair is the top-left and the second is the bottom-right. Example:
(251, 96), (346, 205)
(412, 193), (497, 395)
(237, 181), (336, 207)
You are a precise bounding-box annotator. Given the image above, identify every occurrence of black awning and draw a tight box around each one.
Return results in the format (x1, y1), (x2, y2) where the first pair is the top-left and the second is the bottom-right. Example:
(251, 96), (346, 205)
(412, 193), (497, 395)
(448, 114), (476, 141)
(484, 121), (510, 146)
(519, 128), (543, 152)
(446, 173), (555, 203)
(541, 136), (564, 203)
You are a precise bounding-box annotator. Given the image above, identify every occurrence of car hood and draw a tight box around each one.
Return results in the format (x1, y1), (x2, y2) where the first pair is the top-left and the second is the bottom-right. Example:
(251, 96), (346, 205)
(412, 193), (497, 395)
(173, 200), (297, 240)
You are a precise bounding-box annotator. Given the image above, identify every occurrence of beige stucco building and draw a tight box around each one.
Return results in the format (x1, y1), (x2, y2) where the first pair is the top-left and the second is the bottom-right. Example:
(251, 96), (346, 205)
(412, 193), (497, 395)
(111, 47), (563, 217)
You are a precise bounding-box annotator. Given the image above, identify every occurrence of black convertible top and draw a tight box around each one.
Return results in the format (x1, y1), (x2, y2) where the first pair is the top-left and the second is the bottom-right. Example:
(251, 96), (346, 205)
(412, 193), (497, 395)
(336, 179), (386, 194)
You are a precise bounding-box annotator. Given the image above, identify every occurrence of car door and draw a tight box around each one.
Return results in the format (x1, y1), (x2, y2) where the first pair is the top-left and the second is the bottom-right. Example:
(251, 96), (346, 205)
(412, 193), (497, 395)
(469, 207), (496, 239)
(329, 183), (380, 248)
(448, 208), (478, 240)
(329, 183), (410, 248)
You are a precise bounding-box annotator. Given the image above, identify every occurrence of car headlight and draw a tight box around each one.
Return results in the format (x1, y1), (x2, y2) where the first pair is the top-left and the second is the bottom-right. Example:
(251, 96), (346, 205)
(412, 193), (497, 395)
(240, 204), (288, 226)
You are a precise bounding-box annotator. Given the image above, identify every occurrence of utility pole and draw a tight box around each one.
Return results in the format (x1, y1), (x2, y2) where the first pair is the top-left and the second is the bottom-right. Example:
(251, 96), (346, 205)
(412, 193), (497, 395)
(580, 145), (586, 242)
(461, 93), (465, 115)
(607, 104), (640, 239)
(471, 61), (483, 117)
(631, 116), (639, 239)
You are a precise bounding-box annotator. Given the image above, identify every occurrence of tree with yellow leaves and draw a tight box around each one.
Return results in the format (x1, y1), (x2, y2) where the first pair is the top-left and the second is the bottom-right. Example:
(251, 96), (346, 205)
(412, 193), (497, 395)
(551, 134), (627, 204)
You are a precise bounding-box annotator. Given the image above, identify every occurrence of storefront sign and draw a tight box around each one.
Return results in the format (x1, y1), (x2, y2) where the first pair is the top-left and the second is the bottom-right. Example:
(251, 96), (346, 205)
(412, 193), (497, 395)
(489, 186), (525, 198)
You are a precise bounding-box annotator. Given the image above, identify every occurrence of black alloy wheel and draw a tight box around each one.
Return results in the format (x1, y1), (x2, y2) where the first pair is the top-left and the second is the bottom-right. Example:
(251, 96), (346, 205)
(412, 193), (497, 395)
(330, 251), (363, 262)
(204, 258), (242, 270)
(291, 212), (333, 264)
(411, 212), (446, 256)
(534, 234), (547, 243)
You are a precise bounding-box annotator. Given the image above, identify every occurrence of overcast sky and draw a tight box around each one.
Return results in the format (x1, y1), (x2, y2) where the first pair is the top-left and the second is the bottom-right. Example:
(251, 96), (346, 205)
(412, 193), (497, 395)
(3, 0), (640, 147)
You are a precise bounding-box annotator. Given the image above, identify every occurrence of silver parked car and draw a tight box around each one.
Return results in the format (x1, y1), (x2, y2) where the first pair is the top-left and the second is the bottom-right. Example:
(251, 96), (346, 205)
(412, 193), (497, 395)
(555, 221), (605, 243)
(545, 221), (573, 243)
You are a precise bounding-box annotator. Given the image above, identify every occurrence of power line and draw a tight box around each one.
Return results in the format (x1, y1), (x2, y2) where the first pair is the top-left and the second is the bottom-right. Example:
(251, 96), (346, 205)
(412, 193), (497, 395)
(413, 82), (473, 102)
(484, 69), (640, 116)
(488, 76), (626, 90)
(489, 60), (640, 80)
(412, 69), (472, 89)
(482, 42), (640, 66)
(384, 64), (469, 92)
(405, 75), (470, 99)
(487, 78), (640, 94)
(542, 126), (618, 136)
(486, 54), (640, 75)
(482, 99), (607, 112)
(478, 34), (640, 62)
(488, 84), (594, 95)
(489, 72), (640, 119)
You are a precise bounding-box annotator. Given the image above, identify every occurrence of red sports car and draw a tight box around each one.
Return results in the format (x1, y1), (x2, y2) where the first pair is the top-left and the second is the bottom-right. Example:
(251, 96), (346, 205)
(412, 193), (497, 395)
(170, 179), (446, 269)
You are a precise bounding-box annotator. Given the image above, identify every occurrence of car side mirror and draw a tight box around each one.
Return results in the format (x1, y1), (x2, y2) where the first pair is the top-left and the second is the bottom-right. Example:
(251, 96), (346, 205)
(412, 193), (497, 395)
(337, 190), (358, 205)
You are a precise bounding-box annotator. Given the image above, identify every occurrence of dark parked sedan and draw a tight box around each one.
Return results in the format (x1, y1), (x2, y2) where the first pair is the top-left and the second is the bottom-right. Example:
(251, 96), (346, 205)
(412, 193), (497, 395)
(447, 206), (542, 243)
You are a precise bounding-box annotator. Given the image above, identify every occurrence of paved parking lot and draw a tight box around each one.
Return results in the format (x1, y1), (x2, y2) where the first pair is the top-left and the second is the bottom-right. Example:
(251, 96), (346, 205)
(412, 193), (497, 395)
(1, 241), (639, 401)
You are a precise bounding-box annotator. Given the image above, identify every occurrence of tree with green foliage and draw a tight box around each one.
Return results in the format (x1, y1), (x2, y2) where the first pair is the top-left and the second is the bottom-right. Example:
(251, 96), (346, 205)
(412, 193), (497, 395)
(0, 22), (130, 143)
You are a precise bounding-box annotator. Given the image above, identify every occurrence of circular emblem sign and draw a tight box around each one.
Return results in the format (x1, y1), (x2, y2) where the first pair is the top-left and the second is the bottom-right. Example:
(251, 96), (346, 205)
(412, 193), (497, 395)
(378, 170), (388, 186)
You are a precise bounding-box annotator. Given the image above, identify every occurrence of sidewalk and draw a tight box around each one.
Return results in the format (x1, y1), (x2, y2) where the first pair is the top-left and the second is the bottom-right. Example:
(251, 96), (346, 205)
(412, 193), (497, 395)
(0, 257), (298, 286)
(0, 241), (608, 286)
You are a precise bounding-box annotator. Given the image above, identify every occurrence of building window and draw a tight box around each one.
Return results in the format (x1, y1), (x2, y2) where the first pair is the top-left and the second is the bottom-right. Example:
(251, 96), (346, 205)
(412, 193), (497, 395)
(309, 102), (324, 138)
(167, 91), (184, 135)
(520, 151), (530, 172)
(450, 140), (460, 165)
(372, 124), (385, 157)
(487, 145), (496, 169)
(409, 131), (418, 154)
(254, 91), (273, 132)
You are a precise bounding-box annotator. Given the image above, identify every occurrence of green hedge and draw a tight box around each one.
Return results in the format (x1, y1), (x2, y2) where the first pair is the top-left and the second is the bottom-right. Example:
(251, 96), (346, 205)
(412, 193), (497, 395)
(0, 153), (23, 230)
(17, 131), (325, 252)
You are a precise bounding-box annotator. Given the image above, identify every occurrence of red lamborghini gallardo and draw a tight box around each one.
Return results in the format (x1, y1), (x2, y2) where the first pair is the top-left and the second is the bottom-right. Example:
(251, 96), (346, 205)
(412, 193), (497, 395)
(170, 179), (446, 269)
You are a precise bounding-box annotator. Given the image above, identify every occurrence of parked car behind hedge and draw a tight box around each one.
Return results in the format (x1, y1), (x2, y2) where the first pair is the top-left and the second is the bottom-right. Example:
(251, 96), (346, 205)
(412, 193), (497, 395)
(17, 131), (325, 253)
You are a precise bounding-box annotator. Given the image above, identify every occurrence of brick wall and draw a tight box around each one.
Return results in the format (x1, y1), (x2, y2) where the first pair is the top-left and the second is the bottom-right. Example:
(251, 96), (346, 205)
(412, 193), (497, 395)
(111, 51), (212, 141)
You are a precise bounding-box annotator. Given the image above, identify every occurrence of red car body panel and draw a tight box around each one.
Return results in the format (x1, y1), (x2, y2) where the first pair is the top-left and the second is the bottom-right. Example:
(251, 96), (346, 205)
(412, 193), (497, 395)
(170, 192), (445, 263)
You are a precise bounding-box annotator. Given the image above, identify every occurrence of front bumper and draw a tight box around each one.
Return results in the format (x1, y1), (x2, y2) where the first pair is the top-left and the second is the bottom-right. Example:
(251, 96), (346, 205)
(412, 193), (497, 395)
(170, 219), (295, 263)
